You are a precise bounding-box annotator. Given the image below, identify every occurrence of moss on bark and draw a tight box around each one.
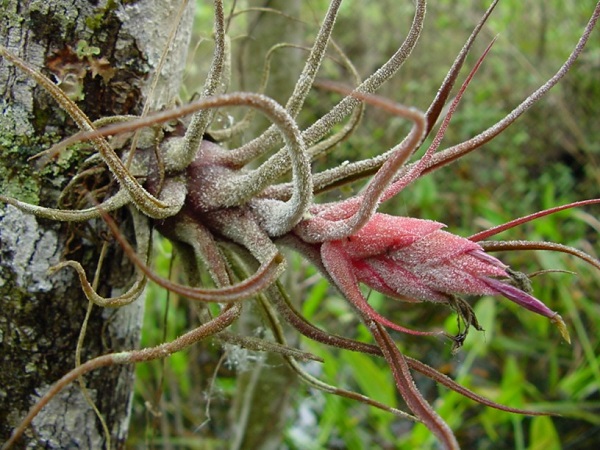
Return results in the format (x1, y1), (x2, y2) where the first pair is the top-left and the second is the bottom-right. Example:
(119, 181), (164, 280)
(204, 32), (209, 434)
(0, 1), (193, 447)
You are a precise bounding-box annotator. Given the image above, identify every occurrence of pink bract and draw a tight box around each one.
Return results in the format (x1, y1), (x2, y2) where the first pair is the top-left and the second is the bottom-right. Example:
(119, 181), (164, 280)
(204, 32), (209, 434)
(316, 213), (565, 335)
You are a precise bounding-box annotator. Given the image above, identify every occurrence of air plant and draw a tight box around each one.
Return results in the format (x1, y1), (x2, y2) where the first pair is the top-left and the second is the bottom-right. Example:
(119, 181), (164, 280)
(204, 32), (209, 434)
(1, 1), (599, 449)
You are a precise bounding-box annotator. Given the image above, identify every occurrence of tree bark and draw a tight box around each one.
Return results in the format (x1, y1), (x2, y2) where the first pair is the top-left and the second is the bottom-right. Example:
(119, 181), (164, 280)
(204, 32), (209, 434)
(0, 1), (193, 448)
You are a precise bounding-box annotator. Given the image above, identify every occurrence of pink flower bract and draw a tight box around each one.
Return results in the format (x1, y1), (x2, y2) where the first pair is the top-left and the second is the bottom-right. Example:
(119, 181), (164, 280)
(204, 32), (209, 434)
(318, 213), (569, 340)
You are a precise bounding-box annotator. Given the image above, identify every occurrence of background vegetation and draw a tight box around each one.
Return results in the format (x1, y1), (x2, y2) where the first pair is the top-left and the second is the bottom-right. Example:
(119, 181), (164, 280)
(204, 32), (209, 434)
(126, 1), (600, 448)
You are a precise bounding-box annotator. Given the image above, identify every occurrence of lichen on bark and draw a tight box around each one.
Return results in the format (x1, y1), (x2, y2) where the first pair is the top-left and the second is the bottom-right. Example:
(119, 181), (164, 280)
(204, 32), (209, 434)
(0, 0), (193, 447)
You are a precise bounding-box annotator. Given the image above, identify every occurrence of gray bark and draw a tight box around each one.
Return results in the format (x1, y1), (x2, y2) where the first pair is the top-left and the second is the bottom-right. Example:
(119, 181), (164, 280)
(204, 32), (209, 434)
(0, 1), (193, 448)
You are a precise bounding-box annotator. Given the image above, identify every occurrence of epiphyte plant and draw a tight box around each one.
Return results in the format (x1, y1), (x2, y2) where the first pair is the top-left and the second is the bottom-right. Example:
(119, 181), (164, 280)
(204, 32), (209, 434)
(1, 0), (600, 448)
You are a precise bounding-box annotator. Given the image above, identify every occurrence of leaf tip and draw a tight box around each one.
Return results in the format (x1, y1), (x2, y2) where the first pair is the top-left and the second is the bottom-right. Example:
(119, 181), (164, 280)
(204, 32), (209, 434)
(551, 313), (571, 344)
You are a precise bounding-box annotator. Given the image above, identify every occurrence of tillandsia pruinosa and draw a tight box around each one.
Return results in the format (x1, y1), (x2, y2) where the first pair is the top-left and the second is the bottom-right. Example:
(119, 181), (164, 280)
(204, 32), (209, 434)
(1, 1), (599, 449)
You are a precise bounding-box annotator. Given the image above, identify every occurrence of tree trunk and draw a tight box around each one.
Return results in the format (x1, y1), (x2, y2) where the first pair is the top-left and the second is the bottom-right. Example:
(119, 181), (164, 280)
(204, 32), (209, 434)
(0, 1), (193, 448)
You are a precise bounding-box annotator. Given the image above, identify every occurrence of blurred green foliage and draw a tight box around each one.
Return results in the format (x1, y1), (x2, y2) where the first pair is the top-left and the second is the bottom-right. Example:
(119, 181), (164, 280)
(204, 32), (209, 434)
(127, 1), (599, 449)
